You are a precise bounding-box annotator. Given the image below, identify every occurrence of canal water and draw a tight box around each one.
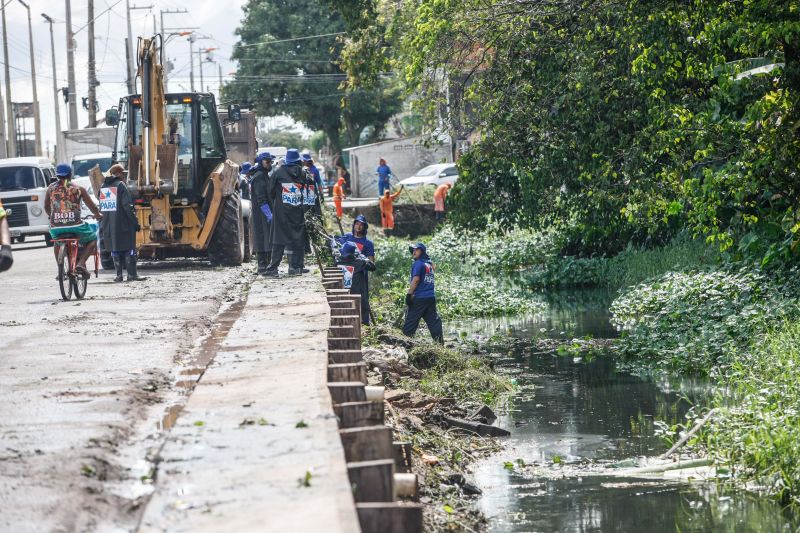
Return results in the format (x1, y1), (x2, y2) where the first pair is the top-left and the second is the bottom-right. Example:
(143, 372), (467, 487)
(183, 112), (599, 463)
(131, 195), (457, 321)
(451, 290), (800, 532)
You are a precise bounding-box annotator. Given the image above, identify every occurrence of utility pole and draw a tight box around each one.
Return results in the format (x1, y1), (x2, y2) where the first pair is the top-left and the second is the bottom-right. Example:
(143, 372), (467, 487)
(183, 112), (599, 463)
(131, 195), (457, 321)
(195, 48), (216, 94)
(160, 9), (195, 90)
(198, 51), (204, 93)
(188, 34), (195, 92)
(218, 63), (223, 100)
(126, 2), (153, 94)
(65, 0), (78, 129)
(18, 0), (41, 156)
(2, 1), (16, 156)
(0, 81), (7, 158)
(125, 37), (132, 94)
(87, 0), (97, 127)
(42, 14), (62, 161)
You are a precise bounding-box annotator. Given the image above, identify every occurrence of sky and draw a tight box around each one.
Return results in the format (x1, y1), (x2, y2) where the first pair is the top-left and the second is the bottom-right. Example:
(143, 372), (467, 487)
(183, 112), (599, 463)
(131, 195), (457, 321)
(0, 0), (249, 158)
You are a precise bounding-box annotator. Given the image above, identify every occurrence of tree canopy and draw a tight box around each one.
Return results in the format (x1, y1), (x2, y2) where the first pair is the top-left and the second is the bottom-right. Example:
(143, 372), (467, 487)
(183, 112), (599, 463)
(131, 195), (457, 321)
(227, 0), (403, 155)
(334, 0), (800, 262)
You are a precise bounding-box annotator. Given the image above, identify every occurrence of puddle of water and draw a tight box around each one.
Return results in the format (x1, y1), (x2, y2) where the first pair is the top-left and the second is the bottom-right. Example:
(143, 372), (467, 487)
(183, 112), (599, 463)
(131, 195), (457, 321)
(156, 297), (247, 431)
(466, 289), (800, 532)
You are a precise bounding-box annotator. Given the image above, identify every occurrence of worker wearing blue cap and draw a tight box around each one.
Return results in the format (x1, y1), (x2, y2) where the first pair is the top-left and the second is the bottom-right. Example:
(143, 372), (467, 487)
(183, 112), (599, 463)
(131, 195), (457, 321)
(402, 242), (443, 342)
(264, 148), (308, 276)
(239, 162), (253, 201)
(250, 152), (275, 275)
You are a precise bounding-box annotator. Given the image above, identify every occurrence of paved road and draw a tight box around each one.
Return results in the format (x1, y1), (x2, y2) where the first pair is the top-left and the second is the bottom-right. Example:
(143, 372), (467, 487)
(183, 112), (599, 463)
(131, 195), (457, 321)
(0, 237), (252, 532)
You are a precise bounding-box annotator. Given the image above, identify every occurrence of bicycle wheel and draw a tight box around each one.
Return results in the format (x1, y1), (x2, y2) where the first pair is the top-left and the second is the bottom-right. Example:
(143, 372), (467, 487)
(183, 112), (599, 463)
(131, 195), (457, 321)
(72, 271), (87, 299)
(57, 245), (73, 301)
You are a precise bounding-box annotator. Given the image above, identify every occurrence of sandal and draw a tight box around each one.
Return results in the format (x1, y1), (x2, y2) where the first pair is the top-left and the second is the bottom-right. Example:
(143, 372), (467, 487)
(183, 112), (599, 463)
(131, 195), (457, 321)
(75, 266), (91, 279)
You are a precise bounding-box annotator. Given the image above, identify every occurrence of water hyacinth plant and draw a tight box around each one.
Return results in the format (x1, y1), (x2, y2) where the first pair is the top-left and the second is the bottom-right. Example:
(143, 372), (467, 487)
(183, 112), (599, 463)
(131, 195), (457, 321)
(372, 226), (550, 320)
(611, 270), (800, 374)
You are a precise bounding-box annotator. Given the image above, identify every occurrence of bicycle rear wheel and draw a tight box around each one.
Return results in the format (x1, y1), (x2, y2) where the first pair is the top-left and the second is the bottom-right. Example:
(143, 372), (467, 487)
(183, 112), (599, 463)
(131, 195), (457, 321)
(72, 272), (87, 299)
(57, 245), (73, 301)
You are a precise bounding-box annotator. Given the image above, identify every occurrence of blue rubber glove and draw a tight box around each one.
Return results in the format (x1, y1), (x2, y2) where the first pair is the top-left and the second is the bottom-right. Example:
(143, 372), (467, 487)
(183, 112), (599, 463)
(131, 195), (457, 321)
(260, 203), (273, 223)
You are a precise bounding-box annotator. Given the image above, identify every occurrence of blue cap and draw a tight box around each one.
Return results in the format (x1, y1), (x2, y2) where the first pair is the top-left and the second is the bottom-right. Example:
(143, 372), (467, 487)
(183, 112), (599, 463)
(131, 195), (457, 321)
(409, 242), (427, 254)
(341, 241), (357, 257)
(301, 153), (313, 162)
(284, 148), (301, 165)
(241, 162), (252, 173)
(255, 152), (273, 163)
(55, 163), (72, 177)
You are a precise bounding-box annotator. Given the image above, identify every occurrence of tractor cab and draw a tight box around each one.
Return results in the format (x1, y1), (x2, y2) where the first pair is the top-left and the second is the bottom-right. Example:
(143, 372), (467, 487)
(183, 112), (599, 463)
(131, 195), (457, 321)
(109, 92), (227, 205)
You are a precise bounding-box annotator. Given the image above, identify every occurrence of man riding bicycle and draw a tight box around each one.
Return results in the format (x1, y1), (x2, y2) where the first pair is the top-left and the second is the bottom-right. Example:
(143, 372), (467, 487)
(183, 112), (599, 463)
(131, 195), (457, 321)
(44, 163), (102, 278)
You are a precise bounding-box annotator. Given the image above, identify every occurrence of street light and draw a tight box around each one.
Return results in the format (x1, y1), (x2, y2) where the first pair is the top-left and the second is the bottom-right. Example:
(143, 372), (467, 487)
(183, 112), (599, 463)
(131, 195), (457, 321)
(17, 0), (41, 155)
(42, 13), (61, 159)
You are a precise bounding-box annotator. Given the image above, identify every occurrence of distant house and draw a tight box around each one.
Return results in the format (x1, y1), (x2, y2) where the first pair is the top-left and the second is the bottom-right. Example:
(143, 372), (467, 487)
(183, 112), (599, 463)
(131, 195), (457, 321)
(342, 136), (452, 198)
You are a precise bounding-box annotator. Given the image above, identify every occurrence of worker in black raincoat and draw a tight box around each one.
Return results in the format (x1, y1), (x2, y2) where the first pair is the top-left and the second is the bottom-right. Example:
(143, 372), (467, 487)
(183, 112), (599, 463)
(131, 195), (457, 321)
(264, 148), (308, 277)
(99, 164), (146, 282)
(249, 152), (275, 275)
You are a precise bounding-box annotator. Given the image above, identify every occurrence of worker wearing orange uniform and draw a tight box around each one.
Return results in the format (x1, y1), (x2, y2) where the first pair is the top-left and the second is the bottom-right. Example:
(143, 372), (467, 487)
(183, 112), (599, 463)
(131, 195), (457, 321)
(434, 183), (452, 221)
(379, 185), (404, 230)
(333, 177), (346, 218)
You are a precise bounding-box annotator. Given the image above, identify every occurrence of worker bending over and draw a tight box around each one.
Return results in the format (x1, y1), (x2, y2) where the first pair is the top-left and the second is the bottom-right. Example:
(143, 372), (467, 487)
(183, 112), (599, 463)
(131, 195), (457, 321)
(337, 241), (376, 326)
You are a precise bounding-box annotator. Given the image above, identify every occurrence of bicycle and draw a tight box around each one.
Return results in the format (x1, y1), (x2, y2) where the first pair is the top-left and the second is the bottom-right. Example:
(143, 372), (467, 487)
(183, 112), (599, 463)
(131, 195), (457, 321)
(53, 232), (99, 301)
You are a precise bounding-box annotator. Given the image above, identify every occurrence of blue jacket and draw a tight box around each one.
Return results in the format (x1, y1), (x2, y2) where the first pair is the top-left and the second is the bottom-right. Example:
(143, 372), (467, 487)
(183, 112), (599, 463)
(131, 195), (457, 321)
(410, 255), (435, 299)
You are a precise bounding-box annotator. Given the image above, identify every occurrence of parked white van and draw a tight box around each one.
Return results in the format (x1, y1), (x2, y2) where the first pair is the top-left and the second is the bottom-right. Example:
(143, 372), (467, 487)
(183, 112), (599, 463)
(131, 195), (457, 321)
(0, 157), (57, 245)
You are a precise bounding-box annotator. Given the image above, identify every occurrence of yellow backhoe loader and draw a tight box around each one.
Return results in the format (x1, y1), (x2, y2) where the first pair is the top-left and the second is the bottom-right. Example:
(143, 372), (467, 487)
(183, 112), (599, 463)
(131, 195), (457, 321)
(97, 35), (245, 267)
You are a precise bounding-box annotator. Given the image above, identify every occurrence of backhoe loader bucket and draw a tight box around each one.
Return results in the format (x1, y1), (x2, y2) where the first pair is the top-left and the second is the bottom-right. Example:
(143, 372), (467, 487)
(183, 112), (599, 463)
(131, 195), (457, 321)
(157, 143), (178, 193)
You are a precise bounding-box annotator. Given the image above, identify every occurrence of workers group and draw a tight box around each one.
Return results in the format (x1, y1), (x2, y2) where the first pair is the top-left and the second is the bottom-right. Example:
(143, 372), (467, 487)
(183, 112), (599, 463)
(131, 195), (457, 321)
(244, 148), (323, 277)
(0, 152), (449, 344)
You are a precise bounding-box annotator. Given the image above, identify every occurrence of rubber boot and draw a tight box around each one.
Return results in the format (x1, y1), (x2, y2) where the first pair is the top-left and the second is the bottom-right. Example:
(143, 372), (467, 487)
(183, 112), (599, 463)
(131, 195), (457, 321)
(256, 253), (268, 275)
(125, 255), (148, 282)
(113, 256), (124, 282)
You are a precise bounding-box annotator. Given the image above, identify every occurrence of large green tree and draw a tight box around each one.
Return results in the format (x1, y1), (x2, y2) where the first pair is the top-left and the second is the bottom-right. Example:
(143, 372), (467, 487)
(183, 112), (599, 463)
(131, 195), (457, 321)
(333, 0), (800, 261)
(227, 0), (403, 156)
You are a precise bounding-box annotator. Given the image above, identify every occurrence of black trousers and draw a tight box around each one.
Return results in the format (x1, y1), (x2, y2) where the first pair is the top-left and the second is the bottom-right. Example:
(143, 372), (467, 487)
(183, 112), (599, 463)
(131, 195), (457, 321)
(402, 297), (443, 343)
(266, 241), (304, 272)
(357, 292), (371, 326)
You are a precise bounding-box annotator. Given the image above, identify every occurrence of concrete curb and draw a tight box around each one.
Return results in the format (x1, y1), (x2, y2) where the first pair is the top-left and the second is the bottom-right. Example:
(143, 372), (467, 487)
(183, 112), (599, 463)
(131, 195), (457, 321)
(138, 274), (360, 532)
(321, 268), (423, 533)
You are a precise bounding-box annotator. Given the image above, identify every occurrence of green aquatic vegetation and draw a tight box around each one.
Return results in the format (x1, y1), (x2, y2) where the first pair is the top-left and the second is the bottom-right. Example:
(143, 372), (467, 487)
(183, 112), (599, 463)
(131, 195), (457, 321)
(703, 321), (800, 507)
(372, 226), (550, 321)
(610, 270), (799, 374)
(521, 235), (720, 290)
(436, 276), (545, 320)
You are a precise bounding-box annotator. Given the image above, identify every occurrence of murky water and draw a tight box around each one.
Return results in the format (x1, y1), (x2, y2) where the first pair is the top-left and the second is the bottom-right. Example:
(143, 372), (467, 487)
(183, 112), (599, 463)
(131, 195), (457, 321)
(465, 289), (800, 532)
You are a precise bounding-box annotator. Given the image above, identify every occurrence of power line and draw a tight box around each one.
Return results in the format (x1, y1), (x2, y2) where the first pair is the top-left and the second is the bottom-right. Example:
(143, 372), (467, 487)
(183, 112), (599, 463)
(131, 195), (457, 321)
(235, 31), (345, 49)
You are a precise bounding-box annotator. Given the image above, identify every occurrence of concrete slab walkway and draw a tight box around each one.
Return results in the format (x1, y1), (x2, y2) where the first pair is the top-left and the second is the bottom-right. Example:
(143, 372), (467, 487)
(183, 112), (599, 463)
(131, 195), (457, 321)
(138, 274), (360, 532)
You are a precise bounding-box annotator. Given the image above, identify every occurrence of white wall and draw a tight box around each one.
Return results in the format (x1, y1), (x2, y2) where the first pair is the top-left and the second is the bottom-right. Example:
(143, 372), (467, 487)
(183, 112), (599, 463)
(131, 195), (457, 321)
(347, 136), (451, 198)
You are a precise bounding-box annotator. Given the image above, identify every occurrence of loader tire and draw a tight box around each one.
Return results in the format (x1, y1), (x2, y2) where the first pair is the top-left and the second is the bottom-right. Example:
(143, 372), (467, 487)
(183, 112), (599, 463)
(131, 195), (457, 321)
(208, 192), (245, 267)
(242, 216), (252, 263)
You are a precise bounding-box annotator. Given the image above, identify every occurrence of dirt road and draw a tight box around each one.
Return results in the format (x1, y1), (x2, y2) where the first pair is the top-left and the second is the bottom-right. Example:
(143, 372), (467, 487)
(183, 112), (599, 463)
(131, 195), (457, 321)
(0, 238), (253, 532)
